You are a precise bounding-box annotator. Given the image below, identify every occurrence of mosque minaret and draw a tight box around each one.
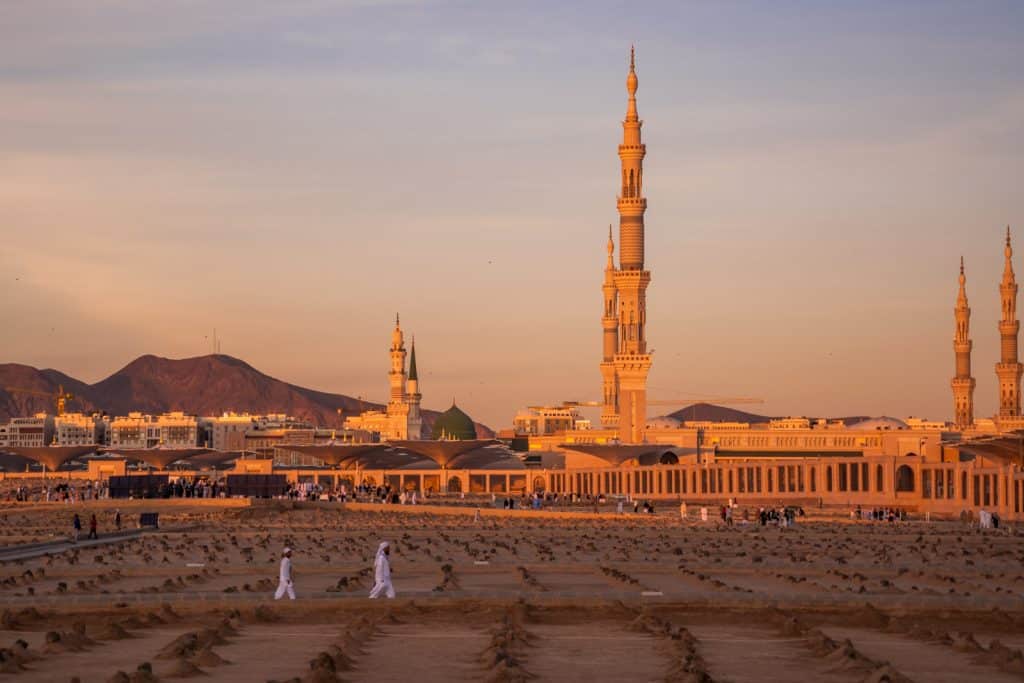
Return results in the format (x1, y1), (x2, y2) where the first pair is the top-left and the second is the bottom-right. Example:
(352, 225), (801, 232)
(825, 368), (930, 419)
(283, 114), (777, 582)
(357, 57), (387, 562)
(997, 227), (1023, 418)
(389, 313), (408, 406)
(344, 314), (423, 440)
(600, 225), (620, 430)
(601, 47), (653, 444)
(951, 257), (975, 429)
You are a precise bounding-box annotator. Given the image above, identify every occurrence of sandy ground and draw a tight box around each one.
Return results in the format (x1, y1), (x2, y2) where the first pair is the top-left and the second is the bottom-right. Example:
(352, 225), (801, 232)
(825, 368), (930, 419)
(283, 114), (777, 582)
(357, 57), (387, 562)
(2, 499), (1024, 682)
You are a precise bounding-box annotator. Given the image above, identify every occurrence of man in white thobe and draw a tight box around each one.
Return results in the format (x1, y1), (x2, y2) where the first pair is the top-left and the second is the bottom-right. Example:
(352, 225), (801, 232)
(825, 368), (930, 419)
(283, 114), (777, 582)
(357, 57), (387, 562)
(274, 547), (296, 600)
(368, 541), (395, 599)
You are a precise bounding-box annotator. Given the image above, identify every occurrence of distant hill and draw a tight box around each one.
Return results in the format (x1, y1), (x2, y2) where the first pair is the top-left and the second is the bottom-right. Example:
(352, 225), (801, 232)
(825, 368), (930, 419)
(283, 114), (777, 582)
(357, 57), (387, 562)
(666, 402), (773, 424)
(0, 354), (494, 438)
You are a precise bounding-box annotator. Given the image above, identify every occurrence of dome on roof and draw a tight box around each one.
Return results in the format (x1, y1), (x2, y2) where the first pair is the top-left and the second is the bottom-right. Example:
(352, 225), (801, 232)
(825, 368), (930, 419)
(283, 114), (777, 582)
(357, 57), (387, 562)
(848, 416), (908, 431)
(430, 403), (477, 441)
(646, 415), (681, 429)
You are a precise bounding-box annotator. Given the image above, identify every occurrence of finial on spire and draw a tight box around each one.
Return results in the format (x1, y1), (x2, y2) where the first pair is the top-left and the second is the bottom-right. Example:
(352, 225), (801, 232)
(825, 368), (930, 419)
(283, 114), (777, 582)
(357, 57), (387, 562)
(395, 312), (400, 327)
(959, 256), (966, 288)
(1007, 226), (1014, 261)
(625, 46), (638, 107)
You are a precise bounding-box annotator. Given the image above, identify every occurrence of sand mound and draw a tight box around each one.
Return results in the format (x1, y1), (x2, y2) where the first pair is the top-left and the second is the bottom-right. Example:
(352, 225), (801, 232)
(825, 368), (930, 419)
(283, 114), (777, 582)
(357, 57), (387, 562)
(321, 645), (354, 672)
(0, 650), (25, 674)
(849, 603), (890, 629)
(110, 662), (158, 683)
(95, 622), (134, 640)
(823, 640), (876, 672)
(158, 633), (200, 659)
(190, 646), (229, 667)
(950, 631), (983, 653)
(863, 663), (913, 683)
(302, 652), (343, 683)
(163, 657), (206, 678)
(805, 629), (840, 656)
(129, 662), (159, 683)
(254, 605), (281, 622)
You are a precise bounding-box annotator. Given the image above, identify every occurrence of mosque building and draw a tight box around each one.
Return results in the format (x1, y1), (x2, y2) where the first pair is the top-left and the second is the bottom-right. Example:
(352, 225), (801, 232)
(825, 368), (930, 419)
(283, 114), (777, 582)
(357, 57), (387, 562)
(519, 50), (1022, 466)
(9, 50), (1024, 522)
(342, 315), (424, 441)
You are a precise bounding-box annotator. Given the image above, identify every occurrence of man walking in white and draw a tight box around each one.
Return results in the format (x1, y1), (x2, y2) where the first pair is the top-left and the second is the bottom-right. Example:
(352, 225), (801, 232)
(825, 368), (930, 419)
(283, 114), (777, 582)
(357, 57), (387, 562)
(274, 547), (295, 600)
(368, 541), (395, 599)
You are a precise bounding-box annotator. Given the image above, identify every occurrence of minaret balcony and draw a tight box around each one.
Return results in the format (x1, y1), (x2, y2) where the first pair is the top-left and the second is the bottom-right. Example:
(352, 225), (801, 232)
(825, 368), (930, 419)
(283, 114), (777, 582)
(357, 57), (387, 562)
(616, 197), (647, 209)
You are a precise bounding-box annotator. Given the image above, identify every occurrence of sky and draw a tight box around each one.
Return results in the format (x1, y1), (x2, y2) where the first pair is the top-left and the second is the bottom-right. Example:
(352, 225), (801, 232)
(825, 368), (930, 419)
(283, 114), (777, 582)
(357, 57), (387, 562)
(2, 1), (1023, 429)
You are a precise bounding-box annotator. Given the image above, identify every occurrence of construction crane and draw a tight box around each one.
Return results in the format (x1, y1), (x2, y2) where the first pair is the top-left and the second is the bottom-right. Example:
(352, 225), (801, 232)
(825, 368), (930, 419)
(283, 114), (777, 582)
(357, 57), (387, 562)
(3, 384), (75, 416)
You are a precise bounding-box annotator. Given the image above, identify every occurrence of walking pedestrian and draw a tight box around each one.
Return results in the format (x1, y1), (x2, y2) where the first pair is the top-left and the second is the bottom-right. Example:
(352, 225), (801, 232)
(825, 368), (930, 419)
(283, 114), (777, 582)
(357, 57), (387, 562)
(274, 547), (296, 600)
(368, 541), (396, 599)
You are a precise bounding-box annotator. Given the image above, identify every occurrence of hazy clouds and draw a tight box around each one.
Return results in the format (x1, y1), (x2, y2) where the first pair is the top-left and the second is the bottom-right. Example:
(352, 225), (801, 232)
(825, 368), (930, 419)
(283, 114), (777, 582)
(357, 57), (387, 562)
(2, 1), (1023, 427)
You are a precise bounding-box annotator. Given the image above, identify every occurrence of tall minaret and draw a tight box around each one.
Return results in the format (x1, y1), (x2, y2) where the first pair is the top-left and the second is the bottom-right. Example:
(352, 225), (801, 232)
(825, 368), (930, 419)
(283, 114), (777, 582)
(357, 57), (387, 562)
(997, 227), (1023, 419)
(600, 225), (620, 428)
(951, 257), (975, 430)
(611, 46), (653, 443)
(406, 336), (423, 439)
(388, 313), (407, 406)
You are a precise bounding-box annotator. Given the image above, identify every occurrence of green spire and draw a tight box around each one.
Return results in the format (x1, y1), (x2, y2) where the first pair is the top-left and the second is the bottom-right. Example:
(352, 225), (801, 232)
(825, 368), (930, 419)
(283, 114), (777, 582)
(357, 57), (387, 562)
(408, 337), (418, 381)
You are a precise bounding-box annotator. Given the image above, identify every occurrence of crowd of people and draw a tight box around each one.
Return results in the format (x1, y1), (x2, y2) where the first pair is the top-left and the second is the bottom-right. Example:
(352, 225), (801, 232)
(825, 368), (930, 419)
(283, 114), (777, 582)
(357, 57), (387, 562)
(4, 480), (108, 503)
(853, 505), (907, 523)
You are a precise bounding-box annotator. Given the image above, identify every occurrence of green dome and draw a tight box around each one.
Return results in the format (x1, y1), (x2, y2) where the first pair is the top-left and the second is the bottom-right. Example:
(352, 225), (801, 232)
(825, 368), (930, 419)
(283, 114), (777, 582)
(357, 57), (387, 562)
(430, 403), (476, 441)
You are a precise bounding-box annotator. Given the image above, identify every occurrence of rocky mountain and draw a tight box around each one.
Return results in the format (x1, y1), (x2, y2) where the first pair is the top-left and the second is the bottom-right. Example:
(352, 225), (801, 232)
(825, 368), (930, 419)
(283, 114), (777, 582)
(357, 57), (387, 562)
(0, 354), (494, 438)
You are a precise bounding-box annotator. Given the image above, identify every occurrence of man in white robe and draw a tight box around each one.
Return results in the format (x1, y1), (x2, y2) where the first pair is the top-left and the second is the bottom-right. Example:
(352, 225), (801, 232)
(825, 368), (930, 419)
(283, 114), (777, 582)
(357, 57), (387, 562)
(274, 547), (296, 600)
(368, 541), (395, 599)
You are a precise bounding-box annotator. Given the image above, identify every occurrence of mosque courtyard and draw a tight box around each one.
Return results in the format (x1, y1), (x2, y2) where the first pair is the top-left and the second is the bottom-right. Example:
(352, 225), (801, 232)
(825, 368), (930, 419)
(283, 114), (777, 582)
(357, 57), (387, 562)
(1, 499), (1024, 682)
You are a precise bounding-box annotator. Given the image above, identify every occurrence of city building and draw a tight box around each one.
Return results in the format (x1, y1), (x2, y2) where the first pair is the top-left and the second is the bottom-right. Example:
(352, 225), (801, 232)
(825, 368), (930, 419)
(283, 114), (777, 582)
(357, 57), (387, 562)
(53, 412), (106, 446)
(343, 315), (424, 441)
(513, 406), (584, 436)
(200, 413), (329, 451)
(4, 414), (51, 448)
(107, 411), (199, 449)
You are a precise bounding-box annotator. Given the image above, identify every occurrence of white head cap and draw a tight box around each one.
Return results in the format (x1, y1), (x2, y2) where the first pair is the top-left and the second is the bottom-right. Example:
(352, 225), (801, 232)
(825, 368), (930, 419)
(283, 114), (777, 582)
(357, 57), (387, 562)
(283, 547), (292, 555)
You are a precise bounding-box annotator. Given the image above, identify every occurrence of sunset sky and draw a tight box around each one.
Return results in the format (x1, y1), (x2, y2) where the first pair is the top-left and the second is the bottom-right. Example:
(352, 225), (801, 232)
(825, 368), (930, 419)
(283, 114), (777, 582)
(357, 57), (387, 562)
(3, 2), (1023, 429)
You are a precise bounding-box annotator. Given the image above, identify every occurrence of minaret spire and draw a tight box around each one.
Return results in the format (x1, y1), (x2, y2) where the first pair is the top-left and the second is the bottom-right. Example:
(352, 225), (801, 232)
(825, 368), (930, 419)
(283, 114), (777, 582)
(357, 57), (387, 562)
(405, 334), (423, 438)
(952, 257), (975, 430)
(997, 226), (1022, 421)
(408, 336), (418, 382)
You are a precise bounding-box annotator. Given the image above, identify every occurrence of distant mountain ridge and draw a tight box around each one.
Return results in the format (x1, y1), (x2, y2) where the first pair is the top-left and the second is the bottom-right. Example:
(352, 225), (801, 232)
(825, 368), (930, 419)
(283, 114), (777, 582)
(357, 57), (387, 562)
(0, 354), (494, 438)
(666, 402), (773, 424)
